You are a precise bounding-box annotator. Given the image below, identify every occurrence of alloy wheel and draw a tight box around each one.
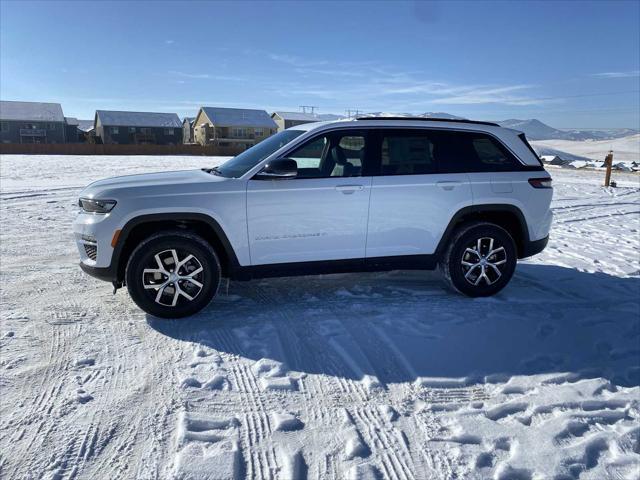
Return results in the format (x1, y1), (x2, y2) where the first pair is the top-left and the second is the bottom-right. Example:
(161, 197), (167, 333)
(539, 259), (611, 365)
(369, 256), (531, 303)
(461, 237), (507, 286)
(142, 249), (204, 306)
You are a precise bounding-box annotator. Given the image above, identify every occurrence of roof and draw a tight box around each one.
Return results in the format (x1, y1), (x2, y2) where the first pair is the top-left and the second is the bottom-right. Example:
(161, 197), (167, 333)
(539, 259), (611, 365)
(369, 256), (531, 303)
(77, 120), (94, 132)
(0, 101), (65, 122)
(356, 116), (499, 127)
(272, 111), (319, 122)
(289, 117), (508, 134)
(96, 110), (182, 128)
(65, 117), (79, 125)
(201, 107), (277, 128)
(183, 117), (195, 125)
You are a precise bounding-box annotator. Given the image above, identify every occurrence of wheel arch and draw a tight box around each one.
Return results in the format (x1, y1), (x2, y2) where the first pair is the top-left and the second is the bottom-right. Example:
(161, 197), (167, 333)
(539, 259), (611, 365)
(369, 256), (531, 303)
(113, 213), (240, 283)
(436, 205), (530, 259)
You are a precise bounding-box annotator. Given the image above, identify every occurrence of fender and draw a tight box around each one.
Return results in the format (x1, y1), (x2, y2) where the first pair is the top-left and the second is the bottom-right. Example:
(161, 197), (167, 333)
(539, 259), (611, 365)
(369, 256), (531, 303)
(434, 204), (530, 258)
(112, 212), (241, 282)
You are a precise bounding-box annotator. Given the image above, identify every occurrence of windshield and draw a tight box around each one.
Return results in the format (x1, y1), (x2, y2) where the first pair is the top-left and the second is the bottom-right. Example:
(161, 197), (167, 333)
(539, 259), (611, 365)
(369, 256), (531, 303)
(214, 130), (305, 178)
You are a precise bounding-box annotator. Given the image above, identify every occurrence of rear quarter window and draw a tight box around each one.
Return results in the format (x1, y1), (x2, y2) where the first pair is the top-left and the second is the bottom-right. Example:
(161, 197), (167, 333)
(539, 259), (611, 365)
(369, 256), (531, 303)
(469, 135), (520, 171)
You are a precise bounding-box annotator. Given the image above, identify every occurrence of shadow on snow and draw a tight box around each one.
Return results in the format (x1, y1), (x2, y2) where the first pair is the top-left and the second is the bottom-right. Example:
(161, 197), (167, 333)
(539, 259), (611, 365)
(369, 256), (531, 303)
(148, 264), (640, 387)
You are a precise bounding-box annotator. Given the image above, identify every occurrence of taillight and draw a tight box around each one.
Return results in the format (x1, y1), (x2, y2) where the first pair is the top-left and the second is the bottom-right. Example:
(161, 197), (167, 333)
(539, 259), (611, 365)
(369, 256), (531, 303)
(528, 177), (553, 189)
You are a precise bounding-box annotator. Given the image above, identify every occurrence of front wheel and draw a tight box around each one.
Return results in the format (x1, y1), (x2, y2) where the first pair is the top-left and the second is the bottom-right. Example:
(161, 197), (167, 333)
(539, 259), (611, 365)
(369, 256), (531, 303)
(125, 231), (221, 318)
(439, 222), (517, 297)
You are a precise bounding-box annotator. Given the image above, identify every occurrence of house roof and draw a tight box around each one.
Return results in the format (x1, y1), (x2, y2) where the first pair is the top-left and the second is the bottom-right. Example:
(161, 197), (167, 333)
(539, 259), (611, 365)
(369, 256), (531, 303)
(65, 117), (79, 126)
(201, 107), (277, 128)
(183, 117), (195, 125)
(272, 111), (319, 122)
(96, 110), (182, 128)
(0, 101), (65, 122)
(77, 120), (94, 132)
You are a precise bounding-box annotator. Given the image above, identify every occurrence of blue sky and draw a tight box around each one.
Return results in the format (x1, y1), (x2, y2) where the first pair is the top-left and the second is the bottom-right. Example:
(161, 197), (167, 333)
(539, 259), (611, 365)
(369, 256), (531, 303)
(1, 0), (638, 128)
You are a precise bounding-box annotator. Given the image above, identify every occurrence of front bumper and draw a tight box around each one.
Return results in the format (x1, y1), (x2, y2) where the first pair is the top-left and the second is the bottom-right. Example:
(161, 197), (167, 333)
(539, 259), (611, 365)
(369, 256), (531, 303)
(74, 211), (120, 282)
(79, 261), (117, 283)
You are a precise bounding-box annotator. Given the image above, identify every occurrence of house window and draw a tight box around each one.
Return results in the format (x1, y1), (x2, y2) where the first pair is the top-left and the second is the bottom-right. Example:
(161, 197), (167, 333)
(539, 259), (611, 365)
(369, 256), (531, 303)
(111, 127), (119, 134)
(129, 127), (136, 133)
(164, 128), (174, 135)
(140, 128), (151, 134)
(0, 122), (8, 132)
(232, 128), (246, 138)
(23, 123), (37, 129)
(255, 128), (263, 137)
(48, 123), (56, 130)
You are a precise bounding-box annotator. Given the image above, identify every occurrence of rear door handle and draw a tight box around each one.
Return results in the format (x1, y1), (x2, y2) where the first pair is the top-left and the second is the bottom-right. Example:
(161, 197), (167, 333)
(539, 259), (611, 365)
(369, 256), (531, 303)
(335, 185), (364, 194)
(436, 181), (462, 191)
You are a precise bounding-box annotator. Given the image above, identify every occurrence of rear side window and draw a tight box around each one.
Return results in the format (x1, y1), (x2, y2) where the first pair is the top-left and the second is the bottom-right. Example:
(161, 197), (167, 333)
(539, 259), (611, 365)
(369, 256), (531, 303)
(379, 133), (438, 175)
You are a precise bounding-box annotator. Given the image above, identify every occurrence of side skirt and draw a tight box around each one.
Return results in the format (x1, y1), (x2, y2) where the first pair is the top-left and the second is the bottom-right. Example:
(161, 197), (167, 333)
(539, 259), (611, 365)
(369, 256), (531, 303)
(229, 255), (437, 281)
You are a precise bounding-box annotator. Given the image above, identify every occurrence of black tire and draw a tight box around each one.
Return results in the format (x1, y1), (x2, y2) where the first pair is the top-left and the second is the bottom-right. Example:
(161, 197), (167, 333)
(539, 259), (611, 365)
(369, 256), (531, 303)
(439, 222), (517, 297)
(125, 231), (221, 318)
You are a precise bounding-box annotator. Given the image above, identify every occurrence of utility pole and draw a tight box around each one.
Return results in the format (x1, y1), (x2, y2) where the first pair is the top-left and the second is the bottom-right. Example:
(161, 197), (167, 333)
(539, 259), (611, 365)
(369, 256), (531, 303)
(299, 106), (318, 115)
(345, 109), (362, 119)
(604, 150), (614, 187)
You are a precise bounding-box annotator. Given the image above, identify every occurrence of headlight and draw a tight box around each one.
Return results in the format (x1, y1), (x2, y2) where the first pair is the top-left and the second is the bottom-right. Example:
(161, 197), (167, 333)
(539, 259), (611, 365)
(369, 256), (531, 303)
(79, 198), (117, 214)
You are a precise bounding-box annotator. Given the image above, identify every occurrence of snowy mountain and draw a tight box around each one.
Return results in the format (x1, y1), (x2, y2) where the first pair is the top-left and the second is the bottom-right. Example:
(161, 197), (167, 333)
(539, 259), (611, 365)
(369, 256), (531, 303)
(498, 118), (638, 141)
(532, 133), (640, 163)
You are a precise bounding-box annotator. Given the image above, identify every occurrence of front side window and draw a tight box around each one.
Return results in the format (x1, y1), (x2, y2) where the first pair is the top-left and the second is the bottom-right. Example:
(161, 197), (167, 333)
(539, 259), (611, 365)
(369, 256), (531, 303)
(287, 130), (366, 178)
(215, 129), (305, 178)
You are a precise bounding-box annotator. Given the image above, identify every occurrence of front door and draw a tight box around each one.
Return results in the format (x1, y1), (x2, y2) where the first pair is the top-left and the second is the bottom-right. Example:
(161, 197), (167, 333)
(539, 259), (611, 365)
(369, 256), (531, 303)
(247, 129), (373, 265)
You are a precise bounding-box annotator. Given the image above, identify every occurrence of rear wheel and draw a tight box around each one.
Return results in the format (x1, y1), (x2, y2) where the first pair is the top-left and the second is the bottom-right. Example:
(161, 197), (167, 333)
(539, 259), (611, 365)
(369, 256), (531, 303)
(439, 222), (517, 297)
(125, 231), (220, 318)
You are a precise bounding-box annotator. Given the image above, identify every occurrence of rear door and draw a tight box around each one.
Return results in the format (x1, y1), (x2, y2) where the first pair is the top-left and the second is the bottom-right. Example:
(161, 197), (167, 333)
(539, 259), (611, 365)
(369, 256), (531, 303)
(246, 129), (373, 265)
(365, 129), (473, 258)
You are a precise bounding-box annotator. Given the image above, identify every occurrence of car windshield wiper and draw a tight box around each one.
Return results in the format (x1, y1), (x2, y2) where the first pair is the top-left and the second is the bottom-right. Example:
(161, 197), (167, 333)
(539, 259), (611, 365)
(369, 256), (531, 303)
(203, 166), (224, 176)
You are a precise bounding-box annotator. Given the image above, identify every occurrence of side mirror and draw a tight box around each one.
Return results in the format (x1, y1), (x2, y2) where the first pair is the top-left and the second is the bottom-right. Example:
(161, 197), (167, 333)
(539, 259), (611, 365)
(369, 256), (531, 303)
(254, 158), (297, 179)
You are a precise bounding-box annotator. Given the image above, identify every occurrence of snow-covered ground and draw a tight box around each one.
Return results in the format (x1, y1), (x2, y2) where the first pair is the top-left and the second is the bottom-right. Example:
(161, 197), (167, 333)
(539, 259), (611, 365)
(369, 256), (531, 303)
(1, 155), (639, 480)
(532, 134), (640, 164)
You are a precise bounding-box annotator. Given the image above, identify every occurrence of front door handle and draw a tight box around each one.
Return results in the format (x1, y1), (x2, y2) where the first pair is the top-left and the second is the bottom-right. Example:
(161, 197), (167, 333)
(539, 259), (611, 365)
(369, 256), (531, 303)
(436, 181), (462, 191)
(335, 185), (364, 194)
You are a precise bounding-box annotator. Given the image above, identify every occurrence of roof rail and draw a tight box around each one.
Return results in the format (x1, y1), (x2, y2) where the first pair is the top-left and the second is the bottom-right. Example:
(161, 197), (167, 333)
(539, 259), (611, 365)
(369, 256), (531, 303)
(355, 116), (500, 127)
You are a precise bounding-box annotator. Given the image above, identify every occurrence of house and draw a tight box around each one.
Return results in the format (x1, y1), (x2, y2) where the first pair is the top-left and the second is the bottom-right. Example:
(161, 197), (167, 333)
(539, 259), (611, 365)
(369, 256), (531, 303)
(78, 119), (95, 133)
(0, 101), (67, 144)
(94, 110), (183, 145)
(271, 111), (319, 132)
(182, 117), (195, 144)
(64, 117), (82, 143)
(193, 107), (277, 148)
(77, 119), (96, 143)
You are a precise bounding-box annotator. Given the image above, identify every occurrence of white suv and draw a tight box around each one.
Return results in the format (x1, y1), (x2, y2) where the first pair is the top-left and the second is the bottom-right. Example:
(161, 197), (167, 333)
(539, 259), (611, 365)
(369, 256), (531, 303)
(74, 117), (553, 318)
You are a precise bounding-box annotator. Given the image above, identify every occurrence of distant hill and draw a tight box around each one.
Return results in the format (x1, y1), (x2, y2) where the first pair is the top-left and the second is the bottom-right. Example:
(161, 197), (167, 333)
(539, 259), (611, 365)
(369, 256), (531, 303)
(498, 119), (638, 141)
(316, 112), (637, 142)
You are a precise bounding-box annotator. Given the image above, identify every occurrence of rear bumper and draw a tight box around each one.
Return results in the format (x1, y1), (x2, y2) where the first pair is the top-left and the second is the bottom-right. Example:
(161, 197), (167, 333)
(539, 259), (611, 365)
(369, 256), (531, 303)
(520, 235), (549, 259)
(79, 261), (117, 283)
